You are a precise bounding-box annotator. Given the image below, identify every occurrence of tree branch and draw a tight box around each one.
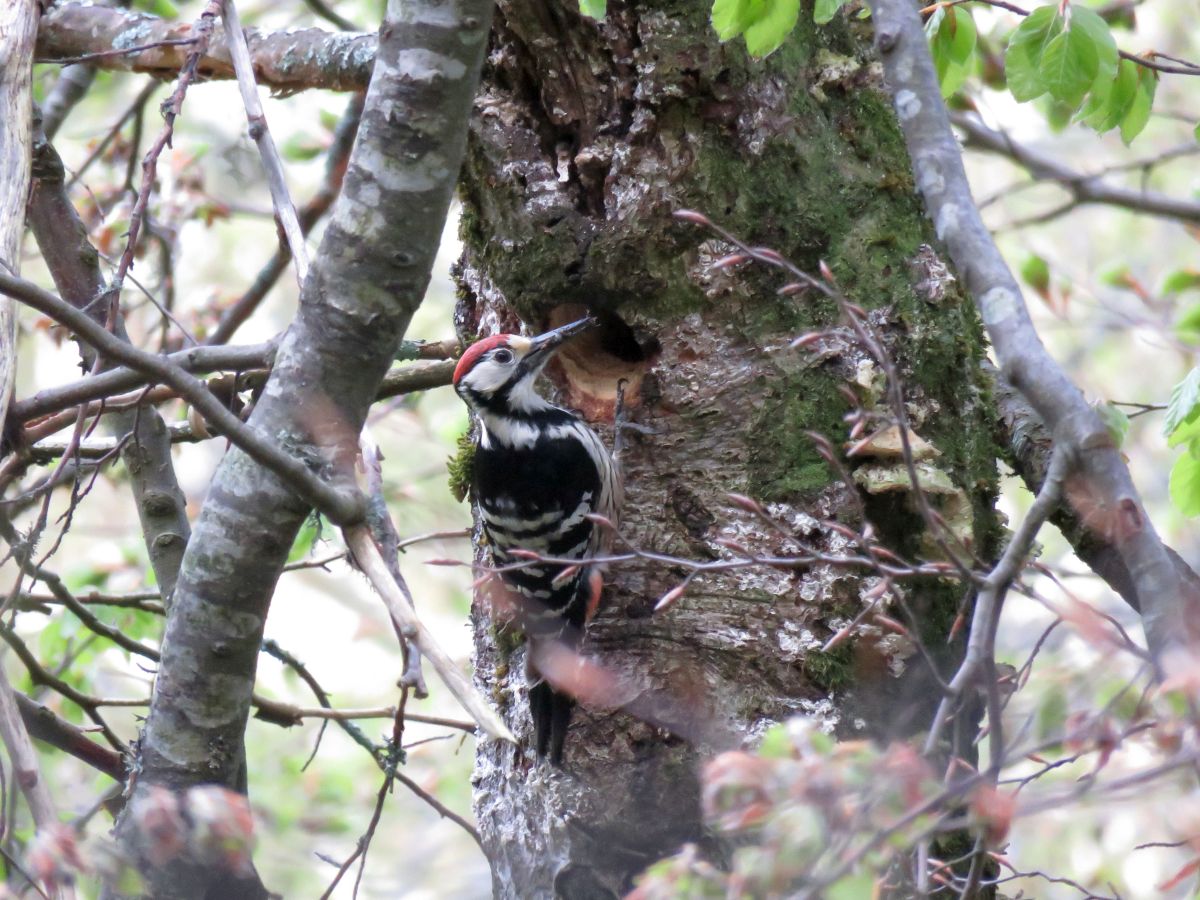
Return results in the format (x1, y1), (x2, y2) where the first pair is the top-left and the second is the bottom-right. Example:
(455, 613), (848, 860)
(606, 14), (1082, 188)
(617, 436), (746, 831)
(343, 524), (514, 743)
(27, 124), (193, 604)
(924, 446), (1069, 763)
(0, 0), (39, 449)
(36, 2), (374, 93)
(10, 341), (277, 424)
(113, 0), (496, 891)
(16, 694), (125, 783)
(952, 111), (1200, 226)
(989, 363), (1200, 613)
(868, 0), (1200, 665)
(0, 273), (365, 525)
(221, 0), (310, 285)
(0, 3), (75, 874)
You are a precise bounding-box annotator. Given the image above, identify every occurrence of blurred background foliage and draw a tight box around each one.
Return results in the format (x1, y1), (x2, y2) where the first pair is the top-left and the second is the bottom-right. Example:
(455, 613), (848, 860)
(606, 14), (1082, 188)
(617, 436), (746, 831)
(6, 0), (1200, 896)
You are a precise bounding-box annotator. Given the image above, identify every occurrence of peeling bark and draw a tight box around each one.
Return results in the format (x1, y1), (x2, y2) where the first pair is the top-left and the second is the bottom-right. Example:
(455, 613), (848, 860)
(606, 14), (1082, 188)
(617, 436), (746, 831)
(108, 1), (495, 896)
(456, 3), (1002, 896)
(37, 2), (374, 93)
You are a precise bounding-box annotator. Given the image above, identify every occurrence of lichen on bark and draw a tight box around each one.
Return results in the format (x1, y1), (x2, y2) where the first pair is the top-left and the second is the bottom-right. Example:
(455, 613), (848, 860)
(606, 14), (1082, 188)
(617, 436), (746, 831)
(456, 2), (1001, 897)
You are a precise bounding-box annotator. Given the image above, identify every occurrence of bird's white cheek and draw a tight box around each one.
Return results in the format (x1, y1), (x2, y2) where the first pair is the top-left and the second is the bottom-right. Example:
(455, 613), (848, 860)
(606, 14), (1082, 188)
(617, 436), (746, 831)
(466, 363), (509, 394)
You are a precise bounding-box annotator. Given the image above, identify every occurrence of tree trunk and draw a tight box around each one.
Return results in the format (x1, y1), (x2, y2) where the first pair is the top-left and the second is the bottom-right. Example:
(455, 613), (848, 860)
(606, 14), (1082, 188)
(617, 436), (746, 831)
(457, 3), (1003, 897)
(0, 0), (39, 446)
(107, 1), (495, 896)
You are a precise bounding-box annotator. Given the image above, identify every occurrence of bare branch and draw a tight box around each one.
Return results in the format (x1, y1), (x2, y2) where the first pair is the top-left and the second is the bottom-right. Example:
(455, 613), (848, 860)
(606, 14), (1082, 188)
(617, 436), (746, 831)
(27, 124), (193, 603)
(952, 111), (1200, 226)
(16, 694), (125, 783)
(924, 447), (1070, 762)
(361, 434), (428, 697)
(37, 2), (373, 93)
(221, 0), (310, 285)
(0, 669), (60, 833)
(109, 0), (222, 306)
(0, 272), (365, 524)
(344, 524), (514, 744)
(11, 341), (275, 423)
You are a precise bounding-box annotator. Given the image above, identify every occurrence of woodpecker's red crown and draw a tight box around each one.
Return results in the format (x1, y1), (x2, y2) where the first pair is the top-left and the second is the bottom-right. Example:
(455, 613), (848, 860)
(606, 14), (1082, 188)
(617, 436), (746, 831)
(453, 334), (514, 386)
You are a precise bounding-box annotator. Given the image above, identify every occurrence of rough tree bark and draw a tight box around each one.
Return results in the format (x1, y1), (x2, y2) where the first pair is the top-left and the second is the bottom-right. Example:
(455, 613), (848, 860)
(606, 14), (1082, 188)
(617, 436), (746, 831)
(456, 3), (1003, 897)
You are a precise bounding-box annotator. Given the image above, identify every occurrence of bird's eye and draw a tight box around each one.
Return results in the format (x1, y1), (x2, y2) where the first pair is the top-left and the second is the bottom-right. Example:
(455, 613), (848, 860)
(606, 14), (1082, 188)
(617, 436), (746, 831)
(493, 348), (515, 364)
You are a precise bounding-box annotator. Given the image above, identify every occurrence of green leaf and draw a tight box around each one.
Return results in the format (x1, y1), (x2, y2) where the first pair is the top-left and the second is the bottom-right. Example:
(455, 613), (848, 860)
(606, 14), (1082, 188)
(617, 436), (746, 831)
(1099, 263), (1131, 287)
(1094, 401), (1130, 448)
(1195, 122), (1200, 143)
(1070, 7), (1119, 90)
(1041, 96), (1076, 132)
(317, 108), (341, 132)
(808, 728), (835, 755)
(1004, 6), (1061, 103)
(579, 0), (606, 18)
(141, 0), (179, 16)
(1167, 411), (1200, 450)
(1164, 367), (1200, 437)
(758, 723), (792, 758)
(929, 8), (977, 97)
(743, 0), (801, 57)
(946, 9), (977, 66)
(1020, 253), (1050, 295)
(1120, 65), (1157, 145)
(711, 0), (798, 55)
(1038, 18), (1099, 110)
(1037, 685), (1068, 739)
(1162, 269), (1200, 296)
(287, 515), (323, 564)
(827, 873), (877, 900)
(712, 0), (756, 41)
(1176, 303), (1200, 342)
(1170, 453), (1200, 516)
(1080, 57), (1139, 132)
(814, 0), (850, 25)
(280, 135), (324, 162)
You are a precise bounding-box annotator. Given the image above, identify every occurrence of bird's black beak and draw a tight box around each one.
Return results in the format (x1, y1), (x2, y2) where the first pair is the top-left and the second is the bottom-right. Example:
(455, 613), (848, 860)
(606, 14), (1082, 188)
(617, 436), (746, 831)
(525, 316), (597, 363)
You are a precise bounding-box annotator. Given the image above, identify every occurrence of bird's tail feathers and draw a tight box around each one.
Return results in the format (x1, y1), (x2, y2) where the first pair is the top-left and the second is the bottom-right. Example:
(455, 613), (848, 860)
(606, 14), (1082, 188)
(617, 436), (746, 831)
(525, 622), (584, 765)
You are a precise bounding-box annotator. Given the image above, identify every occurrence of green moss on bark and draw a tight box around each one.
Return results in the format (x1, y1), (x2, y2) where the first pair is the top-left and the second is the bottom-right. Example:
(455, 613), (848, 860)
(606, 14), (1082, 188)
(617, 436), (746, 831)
(803, 642), (855, 692)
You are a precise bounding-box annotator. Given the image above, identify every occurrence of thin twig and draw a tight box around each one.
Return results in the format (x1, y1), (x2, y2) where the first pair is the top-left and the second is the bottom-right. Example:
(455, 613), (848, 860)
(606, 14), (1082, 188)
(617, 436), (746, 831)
(66, 80), (159, 190)
(208, 92), (363, 345)
(924, 448), (1070, 761)
(37, 38), (199, 67)
(110, 0), (222, 302)
(361, 433), (427, 697)
(343, 525), (514, 744)
(952, 112), (1200, 227)
(221, 0), (310, 285)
